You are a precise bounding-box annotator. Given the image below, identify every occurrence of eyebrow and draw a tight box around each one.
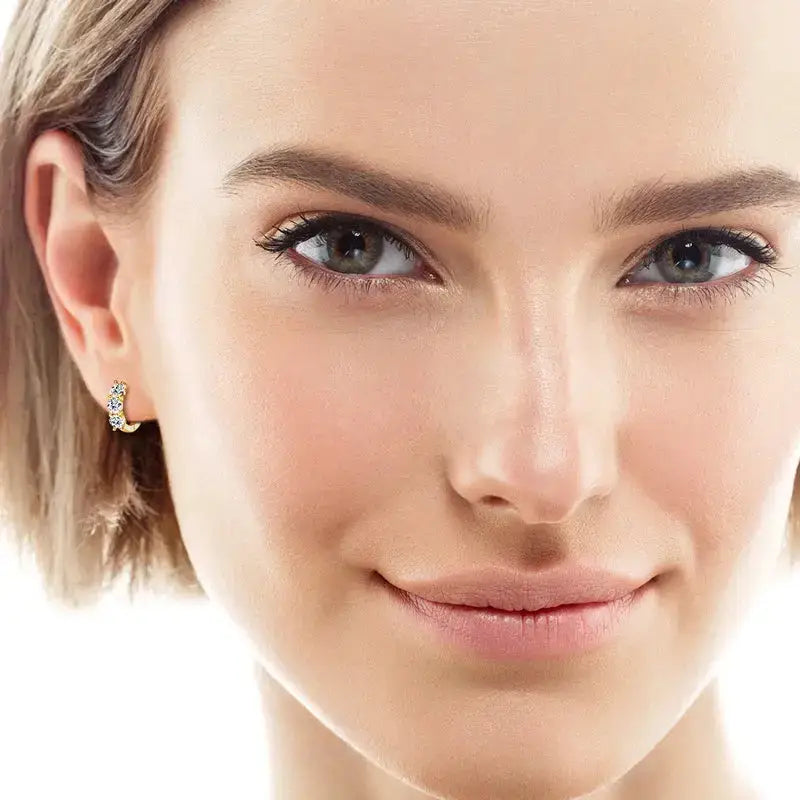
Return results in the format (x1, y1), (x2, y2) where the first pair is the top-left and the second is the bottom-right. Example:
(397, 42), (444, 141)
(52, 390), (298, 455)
(218, 146), (800, 235)
(593, 165), (800, 233)
(218, 144), (492, 233)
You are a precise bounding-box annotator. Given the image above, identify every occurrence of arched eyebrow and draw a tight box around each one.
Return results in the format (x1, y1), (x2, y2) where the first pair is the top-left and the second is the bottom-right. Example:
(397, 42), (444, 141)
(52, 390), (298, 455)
(218, 146), (800, 235)
(218, 144), (493, 234)
(593, 165), (800, 233)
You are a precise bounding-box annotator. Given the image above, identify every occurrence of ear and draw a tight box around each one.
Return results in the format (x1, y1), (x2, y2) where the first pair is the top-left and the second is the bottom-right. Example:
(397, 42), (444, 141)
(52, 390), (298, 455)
(22, 128), (156, 424)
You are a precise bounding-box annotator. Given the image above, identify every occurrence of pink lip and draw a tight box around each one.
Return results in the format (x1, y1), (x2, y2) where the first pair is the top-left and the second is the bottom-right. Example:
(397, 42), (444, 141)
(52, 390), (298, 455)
(390, 564), (650, 612)
(378, 565), (658, 660)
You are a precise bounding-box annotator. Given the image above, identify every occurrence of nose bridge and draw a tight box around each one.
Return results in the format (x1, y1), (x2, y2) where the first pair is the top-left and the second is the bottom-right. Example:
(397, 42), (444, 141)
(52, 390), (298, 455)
(447, 289), (619, 526)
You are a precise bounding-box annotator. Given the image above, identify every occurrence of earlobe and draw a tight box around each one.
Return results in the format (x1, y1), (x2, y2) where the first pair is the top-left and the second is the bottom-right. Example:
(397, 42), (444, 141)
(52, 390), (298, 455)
(22, 128), (155, 423)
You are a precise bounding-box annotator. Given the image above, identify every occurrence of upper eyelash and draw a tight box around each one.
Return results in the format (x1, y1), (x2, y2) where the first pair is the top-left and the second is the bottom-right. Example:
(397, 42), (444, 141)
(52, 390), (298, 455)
(258, 211), (419, 262)
(255, 212), (431, 300)
(254, 212), (788, 307)
(628, 225), (778, 274)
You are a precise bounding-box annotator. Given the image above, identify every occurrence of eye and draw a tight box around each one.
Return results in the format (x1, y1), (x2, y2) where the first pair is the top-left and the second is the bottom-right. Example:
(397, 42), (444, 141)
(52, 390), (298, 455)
(617, 226), (784, 309)
(254, 211), (434, 300)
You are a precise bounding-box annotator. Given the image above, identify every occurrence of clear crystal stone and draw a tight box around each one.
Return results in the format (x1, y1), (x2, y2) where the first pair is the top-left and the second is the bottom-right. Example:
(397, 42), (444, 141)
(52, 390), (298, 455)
(109, 414), (124, 430)
(110, 381), (126, 397)
(107, 397), (123, 413)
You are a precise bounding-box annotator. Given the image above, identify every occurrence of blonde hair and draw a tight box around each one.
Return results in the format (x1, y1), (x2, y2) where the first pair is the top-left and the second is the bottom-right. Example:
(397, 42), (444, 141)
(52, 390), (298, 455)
(0, 1), (798, 609)
(0, 0), (203, 607)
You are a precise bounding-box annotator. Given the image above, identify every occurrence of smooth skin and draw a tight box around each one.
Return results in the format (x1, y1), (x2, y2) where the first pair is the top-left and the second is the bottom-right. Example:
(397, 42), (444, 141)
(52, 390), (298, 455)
(22, 0), (800, 798)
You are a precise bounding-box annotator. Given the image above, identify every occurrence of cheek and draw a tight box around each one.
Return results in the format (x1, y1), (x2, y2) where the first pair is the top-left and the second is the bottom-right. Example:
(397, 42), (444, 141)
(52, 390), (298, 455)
(625, 329), (800, 606)
(150, 249), (433, 625)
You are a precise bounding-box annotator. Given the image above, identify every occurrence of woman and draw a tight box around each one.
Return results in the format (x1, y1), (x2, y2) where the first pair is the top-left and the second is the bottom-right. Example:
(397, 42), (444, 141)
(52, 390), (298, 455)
(1, 0), (798, 798)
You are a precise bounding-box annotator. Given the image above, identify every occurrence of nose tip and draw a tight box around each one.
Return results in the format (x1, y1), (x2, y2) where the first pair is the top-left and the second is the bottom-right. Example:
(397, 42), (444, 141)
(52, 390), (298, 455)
(451, 429), (618, 527)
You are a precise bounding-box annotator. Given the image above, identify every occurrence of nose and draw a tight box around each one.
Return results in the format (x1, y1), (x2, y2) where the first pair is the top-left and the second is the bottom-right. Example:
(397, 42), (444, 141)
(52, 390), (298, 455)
(446, 310), (620, 527)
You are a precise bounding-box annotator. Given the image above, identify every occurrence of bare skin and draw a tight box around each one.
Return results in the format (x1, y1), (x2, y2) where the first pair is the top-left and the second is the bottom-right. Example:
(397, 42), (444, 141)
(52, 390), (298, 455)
(22, 0), (800, 798)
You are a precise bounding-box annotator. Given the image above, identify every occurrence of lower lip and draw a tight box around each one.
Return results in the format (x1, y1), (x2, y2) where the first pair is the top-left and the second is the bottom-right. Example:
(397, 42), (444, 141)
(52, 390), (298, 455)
(380, 576), (656, 660)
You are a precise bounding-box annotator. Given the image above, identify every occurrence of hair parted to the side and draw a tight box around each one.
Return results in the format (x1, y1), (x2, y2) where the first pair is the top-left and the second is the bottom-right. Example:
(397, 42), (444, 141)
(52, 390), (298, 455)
(0, 0), (204, 608)
(1, 1), (799, 611)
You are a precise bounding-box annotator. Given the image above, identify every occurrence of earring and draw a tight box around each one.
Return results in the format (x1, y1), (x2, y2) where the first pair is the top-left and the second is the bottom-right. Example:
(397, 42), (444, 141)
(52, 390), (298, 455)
(106, 379), (141, 433)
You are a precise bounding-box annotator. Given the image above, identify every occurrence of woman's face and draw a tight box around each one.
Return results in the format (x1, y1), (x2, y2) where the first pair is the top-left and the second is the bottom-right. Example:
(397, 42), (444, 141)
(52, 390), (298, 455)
(121, 0), (800, 796)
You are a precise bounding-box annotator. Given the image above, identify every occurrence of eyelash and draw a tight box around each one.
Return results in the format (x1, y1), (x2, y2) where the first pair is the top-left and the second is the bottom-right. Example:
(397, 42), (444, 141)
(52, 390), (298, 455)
(254, 211), (787, 309)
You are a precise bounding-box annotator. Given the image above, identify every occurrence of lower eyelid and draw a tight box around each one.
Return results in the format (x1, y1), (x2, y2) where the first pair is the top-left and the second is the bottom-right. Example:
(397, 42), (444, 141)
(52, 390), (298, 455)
(619, 262), (781, 311)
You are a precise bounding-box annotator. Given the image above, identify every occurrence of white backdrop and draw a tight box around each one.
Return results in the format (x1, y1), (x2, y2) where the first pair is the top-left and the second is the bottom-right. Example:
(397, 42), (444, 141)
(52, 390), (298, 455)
(0, 0), (13, 38)
(0, 535), (272, 800)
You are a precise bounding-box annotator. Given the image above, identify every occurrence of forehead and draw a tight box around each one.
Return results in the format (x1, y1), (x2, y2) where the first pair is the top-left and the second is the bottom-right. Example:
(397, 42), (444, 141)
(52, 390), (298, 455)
(160, 0), (800, 228)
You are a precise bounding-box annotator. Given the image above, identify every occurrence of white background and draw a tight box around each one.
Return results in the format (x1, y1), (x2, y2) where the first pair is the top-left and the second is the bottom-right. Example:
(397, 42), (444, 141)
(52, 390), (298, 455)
(0, 536), (272, 800)
(1, 0), (799, 797)
(0, 0), (12, 39)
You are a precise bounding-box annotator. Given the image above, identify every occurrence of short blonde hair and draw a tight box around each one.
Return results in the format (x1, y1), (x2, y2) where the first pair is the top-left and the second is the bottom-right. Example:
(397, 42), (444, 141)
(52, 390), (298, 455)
(0, 0), (798, 609)
(0, 0), (203, 607)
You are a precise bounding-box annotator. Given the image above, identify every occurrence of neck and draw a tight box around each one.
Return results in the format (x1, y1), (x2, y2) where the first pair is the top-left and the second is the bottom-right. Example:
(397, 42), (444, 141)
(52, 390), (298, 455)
(254, 663), (760, 800)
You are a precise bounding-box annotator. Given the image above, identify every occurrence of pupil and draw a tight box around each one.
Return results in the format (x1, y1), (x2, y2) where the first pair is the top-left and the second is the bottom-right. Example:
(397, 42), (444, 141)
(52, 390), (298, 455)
(333, 230), (365, 259)
(674, 240), (702, 271)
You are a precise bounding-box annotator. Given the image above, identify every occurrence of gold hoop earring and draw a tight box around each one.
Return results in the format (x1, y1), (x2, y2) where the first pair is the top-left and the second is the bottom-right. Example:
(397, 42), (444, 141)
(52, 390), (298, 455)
(106, 379), (141, 433)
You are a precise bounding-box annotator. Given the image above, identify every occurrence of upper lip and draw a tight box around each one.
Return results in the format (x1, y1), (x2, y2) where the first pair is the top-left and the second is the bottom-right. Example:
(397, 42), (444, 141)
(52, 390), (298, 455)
(387, 564), (653, 613)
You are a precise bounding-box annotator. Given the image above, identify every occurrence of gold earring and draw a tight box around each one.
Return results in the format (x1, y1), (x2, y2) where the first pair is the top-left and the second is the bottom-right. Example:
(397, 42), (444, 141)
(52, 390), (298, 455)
(106, 379), (141, 433)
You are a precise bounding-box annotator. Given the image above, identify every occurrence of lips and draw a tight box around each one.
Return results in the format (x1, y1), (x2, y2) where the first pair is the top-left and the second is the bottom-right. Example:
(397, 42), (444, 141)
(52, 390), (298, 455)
(383, 564), (654, 614)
